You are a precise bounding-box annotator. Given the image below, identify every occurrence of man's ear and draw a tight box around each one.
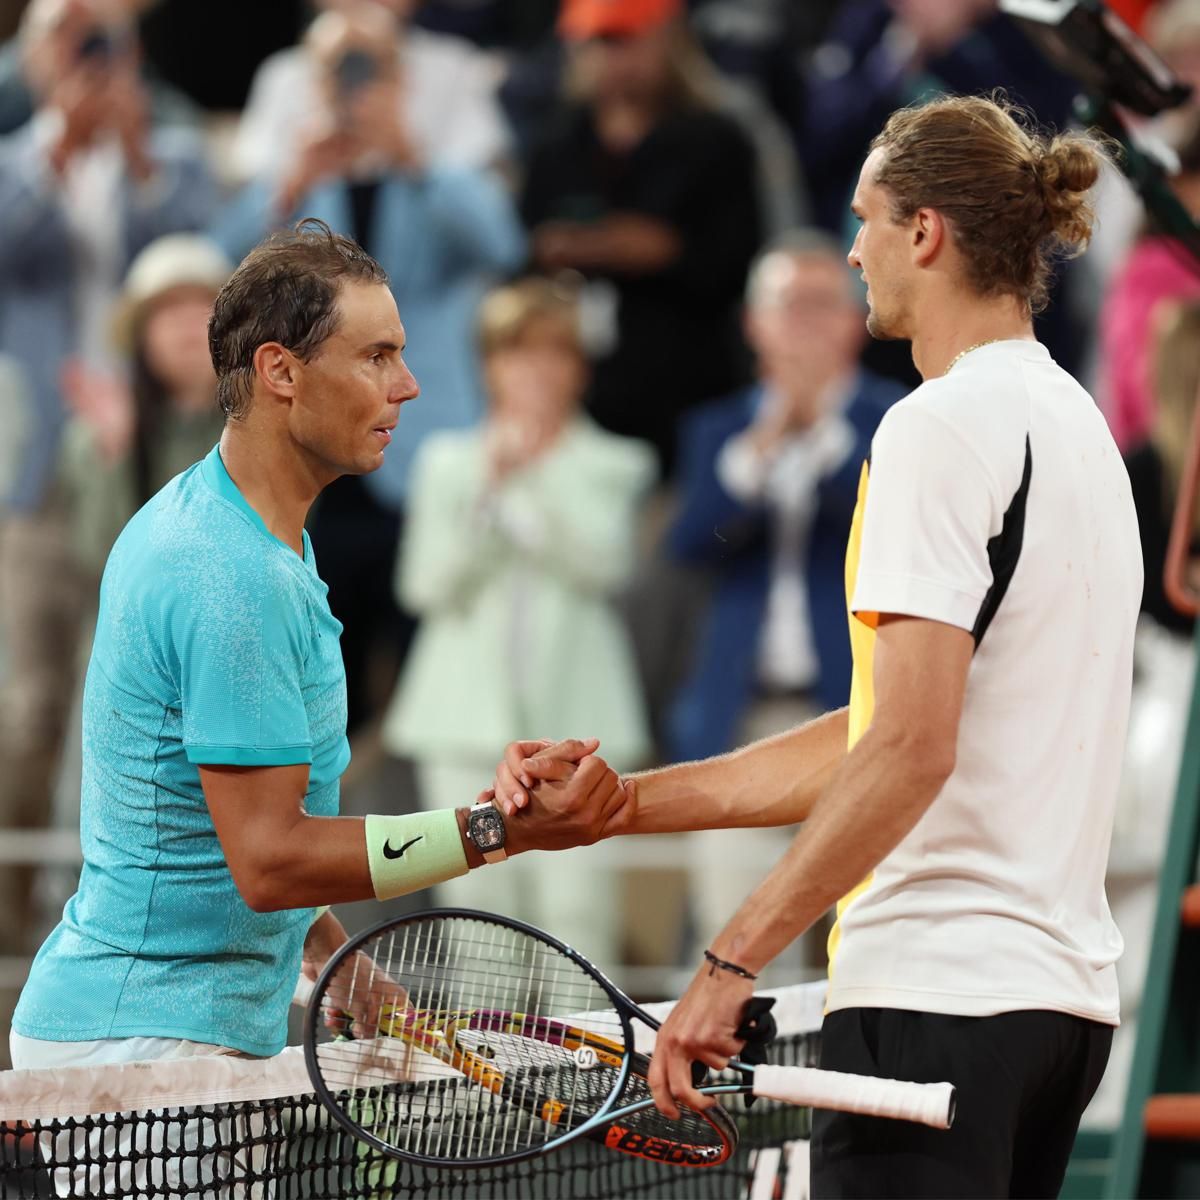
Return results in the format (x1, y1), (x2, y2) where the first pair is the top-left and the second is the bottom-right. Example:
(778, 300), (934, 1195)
(910, 207), (946, 269)
(253, 343), (297, 401)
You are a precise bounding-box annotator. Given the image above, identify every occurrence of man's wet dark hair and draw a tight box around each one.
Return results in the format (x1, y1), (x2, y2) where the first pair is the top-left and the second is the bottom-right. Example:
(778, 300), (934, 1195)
(208, 218), (389, 419)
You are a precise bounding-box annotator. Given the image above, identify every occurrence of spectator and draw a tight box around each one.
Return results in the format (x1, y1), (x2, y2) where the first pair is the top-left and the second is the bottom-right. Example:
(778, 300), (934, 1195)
(213, 1), (526, 734)
(1075, 0), (1200, 406)
(0, 356), (32, 513)
(1087, 297), (1200, 1128)
(799, 1), (1081, 386)
(665, 231), (902, 966)
(800, 0), (1075, 235)
(500, 2), (805, 238)
(521, 0), (761, 473)
(1124, 298), (1200, 637)
(668, 231), (902, 759)
(0, 0), (197, 135)
(1148, 0), (1200, 94)
(1099, 112), (1200, 452)
(0, 0), (215, 959)
(382, 278), (655, 963)
(232, 0), (510, 183)
(59, 234), (230, 586)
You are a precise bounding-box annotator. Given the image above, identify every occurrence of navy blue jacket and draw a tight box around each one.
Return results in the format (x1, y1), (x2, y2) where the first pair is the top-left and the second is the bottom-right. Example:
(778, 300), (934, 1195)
(666, 372), (903, 762)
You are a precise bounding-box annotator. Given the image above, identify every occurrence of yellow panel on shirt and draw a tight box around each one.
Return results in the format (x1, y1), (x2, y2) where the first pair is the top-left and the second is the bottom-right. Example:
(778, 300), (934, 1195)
(826, 460), (878, 973)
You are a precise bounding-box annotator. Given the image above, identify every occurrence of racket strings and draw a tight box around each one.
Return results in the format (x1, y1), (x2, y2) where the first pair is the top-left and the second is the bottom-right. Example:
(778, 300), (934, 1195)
(609, 1062), (732, 1150)
(312, 915), (629, 1162)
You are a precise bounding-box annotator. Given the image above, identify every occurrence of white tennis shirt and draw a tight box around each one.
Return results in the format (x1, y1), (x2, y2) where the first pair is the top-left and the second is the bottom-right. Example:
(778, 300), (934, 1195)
(826, 339), (1142, 1025)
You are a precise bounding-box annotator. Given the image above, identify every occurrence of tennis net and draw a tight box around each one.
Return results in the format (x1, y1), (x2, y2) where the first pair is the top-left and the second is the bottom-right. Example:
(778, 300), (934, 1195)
(0, 982), (823, 1200)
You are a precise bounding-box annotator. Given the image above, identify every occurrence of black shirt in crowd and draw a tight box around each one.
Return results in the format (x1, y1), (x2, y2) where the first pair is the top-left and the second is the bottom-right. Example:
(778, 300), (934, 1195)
(520, 102), (761, 473)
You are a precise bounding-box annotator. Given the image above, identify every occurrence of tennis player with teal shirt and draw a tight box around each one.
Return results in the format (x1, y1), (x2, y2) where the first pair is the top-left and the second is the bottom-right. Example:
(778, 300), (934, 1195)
(10, 220), (632, 1072)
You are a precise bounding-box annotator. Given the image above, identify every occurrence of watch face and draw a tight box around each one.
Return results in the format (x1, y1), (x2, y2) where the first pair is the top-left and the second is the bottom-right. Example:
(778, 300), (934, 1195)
(471, 808), (506, 850)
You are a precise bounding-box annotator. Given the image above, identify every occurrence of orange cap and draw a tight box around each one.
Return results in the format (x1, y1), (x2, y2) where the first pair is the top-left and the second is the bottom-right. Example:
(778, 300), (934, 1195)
(558, 0), (682, 40)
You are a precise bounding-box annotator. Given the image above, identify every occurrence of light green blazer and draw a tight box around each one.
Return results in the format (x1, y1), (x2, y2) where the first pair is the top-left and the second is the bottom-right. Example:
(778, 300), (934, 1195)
(382, 418), (657, 772)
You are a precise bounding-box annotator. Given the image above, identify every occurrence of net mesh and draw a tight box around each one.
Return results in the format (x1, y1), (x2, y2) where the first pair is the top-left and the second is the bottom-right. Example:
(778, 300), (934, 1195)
(0, 982), (823, 1200)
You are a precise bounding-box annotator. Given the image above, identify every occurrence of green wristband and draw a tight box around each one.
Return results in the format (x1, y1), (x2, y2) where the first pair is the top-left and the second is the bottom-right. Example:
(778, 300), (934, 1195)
(364, 810), (469, 901)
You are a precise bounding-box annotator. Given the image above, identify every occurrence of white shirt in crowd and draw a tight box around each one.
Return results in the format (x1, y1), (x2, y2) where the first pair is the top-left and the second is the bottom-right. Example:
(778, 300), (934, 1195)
(717, 382), (856, 692)
(233, 27), (511, 182)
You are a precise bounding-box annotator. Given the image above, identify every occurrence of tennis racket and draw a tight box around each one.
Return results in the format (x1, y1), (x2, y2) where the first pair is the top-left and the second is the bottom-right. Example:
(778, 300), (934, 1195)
(302, 909), (955, 1170)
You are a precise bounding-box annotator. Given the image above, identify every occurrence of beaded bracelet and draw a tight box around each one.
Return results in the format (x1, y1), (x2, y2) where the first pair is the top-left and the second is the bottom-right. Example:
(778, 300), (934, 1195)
(703, 949), (758, 980)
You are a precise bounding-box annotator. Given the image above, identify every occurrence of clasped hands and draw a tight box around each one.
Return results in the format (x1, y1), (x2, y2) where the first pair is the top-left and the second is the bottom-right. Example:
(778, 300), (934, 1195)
(484, 738), (757, 1120)
(483, 737), (636, 854)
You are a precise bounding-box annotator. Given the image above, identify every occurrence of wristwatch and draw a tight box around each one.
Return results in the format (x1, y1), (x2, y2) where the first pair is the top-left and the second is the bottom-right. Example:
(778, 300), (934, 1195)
(467, 802), (508, 864)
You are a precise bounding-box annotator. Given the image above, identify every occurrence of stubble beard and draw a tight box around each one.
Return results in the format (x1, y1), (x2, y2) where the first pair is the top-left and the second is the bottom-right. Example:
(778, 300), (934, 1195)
(865, 306), (901, 342)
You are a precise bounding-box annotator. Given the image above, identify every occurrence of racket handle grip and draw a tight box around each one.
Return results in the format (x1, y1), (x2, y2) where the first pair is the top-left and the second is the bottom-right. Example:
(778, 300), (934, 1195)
(752, 1065), (956, 1130)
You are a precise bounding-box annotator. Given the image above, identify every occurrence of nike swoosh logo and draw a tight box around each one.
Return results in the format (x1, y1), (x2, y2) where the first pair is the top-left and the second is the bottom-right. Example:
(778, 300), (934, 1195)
(382, 836), (423, 860)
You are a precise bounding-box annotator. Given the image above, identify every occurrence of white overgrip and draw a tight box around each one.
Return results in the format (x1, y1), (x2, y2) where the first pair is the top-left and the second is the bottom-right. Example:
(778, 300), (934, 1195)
(751, 1065), (956, 1130)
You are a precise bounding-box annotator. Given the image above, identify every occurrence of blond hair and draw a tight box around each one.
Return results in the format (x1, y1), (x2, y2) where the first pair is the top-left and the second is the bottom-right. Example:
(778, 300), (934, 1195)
(1152, 301), (1200, 538)
(477, 277), (583, 357)
(870, 94), (1111, 313)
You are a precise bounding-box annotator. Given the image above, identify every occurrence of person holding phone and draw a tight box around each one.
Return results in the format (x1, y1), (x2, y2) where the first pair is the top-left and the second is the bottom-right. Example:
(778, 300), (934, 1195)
(233, 0), (509, 184)
(0, 0), (214, 1010)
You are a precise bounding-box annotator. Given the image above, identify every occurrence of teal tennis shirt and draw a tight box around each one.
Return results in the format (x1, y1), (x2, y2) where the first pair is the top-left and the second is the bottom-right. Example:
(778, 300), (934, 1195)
(14, 445), (350, 1056)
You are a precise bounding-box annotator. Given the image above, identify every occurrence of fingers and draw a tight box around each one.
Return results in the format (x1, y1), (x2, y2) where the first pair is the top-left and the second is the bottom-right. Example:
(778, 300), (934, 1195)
(522, 758), (578, 784)
(647, 1046), (718, 1120)
(667, 1061), (717, 1115)
(496, 738), (602, 817)
(493, 763), (526, 817)
(646, 1049), (679, 1121)
(495, 740), (555, 815)
(523, 737), (599, 773)
(506, 739), (550, 785)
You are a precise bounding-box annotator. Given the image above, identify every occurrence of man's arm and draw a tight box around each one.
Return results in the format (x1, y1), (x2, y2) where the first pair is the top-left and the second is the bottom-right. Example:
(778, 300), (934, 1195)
(494, 706), (849, 834)
(623, 707), (849, 833)
(707, 615), (970, 970)
(199, 744), (625, 913)
(645, 613), (973, 1117)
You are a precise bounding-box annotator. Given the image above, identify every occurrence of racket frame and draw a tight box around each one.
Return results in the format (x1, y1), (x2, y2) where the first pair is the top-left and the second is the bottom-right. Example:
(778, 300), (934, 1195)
(304, 907), (645, 1168)
(304, 908), (950, 1170)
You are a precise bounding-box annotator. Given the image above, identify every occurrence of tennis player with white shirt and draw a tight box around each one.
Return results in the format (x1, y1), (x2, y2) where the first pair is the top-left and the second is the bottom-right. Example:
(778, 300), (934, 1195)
(496, 95), (1143, 1197)
(10, 220), (628, 1081)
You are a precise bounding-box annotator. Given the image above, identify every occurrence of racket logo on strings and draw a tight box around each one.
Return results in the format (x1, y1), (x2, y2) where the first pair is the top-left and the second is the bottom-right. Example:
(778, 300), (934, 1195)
(573, 1045), (600, 1069)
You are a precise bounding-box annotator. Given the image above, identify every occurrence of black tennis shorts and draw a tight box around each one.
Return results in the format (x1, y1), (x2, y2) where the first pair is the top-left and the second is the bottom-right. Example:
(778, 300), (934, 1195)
(811, 1006), (1113, 1199)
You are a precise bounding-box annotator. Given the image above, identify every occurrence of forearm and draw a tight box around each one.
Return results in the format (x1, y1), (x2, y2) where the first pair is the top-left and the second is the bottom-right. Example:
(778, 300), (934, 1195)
(622, 707), (849, 834)
(240, 809), (485, 911)
(709, 723), (949, 973)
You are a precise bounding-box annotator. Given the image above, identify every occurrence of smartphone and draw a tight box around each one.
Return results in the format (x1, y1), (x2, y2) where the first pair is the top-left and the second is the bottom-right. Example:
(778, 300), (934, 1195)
(77, 27), (113, 63)
(334, 49), (377, 97)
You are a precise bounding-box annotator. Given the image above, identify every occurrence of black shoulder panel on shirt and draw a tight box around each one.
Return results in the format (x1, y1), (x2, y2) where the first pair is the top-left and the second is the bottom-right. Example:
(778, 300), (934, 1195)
(972, 435), (1033, 649)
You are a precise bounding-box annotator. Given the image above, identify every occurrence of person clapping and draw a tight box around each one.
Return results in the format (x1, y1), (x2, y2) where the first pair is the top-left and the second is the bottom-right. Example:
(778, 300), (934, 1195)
(382, 277), (655, 967)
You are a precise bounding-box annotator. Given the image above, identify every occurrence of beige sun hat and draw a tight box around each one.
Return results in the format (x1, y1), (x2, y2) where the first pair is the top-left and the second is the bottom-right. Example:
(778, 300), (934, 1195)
(112, 234), (233, 352)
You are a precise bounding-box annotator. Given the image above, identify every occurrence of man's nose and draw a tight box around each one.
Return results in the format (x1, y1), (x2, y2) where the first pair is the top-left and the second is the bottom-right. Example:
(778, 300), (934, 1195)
(393, 364), (420, 403)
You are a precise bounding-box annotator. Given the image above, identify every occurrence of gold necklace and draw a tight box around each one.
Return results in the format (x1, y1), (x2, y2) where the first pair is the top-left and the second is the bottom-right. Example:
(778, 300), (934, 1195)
(944, 339), (1003, 375)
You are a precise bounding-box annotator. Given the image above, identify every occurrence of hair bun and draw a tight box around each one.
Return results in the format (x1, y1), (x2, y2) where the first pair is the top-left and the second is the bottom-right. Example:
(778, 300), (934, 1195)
(1035, 133), (1102, 249)
(1038, 136), (1102, 195)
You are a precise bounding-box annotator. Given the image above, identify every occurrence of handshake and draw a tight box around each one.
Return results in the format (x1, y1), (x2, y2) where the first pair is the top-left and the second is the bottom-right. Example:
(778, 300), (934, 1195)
(478, 737), (638, 857)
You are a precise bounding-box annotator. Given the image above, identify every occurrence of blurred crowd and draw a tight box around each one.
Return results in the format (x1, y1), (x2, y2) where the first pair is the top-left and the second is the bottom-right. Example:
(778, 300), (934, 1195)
(0, 0), (1198, 1107)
